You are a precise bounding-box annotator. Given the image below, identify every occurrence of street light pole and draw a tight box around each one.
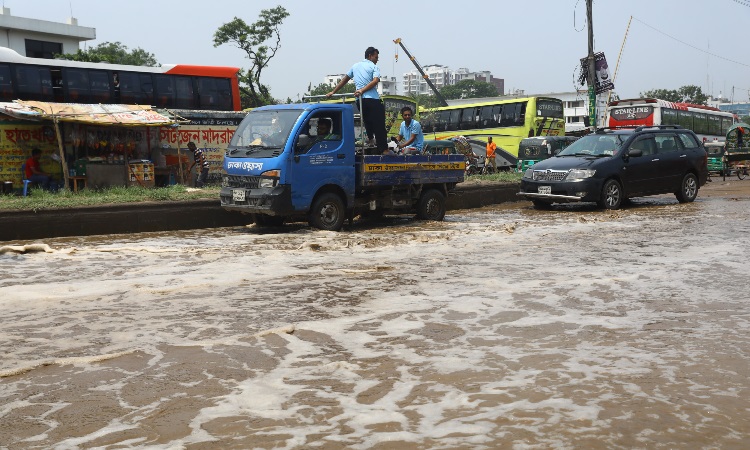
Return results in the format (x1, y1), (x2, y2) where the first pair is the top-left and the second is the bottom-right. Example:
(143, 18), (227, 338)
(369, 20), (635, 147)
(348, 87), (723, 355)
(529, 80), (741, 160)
(586, 0), (597, 131)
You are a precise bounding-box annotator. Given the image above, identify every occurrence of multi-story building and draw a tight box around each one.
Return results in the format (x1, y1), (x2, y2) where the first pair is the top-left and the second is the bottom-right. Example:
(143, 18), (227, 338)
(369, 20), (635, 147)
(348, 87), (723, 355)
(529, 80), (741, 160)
(402, 65), (504, 97)
(0, 7), (95, 57)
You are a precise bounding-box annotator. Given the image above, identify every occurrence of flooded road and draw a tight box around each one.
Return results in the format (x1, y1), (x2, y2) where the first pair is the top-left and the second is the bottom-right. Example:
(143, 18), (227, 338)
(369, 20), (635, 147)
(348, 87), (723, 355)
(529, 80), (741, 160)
(2, 180), (750, 449)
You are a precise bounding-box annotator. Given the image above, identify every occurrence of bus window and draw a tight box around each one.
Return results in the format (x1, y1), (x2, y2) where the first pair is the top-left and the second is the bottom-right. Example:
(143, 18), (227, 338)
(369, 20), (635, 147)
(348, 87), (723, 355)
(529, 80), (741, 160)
(154, 75), (174, 108)
(420, 111), (434, 133)
(694, 113), (708, 135)
(118, 72), (153, 105)
(707, 114), (721, 136)
(65, 68), (91, 103)
(661, 108), (678, 126)
(721, 117), (733, 136)
(501, 102), (523, 126)
(197, 77), (231, 110)
(479, 105), (496, 127)
(0, 64), (13, 101)
(174, 76), (195, 109)
(89, 70), (111, 103)
(459, 107), (477, 129)
(436, 110), (451, 132)
(14, 65), (54, 101)
(677, 110), (693, 130)
(446, 109), (460, 131)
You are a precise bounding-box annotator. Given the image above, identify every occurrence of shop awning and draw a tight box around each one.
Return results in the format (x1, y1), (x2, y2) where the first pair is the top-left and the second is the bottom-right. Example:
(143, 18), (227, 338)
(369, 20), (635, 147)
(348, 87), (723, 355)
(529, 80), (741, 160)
(0, 101), (185, 126)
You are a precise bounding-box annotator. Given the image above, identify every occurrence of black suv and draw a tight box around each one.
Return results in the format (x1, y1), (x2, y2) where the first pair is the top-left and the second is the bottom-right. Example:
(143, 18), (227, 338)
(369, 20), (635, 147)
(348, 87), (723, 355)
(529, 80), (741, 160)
(518, 125), (708, 209)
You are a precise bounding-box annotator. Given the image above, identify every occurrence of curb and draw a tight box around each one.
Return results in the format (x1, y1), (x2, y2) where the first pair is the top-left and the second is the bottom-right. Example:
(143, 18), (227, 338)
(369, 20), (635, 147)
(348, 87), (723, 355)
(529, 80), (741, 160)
(0, 183), (522, 242)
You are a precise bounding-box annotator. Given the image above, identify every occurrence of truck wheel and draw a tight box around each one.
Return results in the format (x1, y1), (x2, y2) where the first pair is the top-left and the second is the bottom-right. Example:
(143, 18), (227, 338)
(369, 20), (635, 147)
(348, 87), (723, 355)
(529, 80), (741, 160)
(417, 189), (446, 221)
(254, 214), (285, 227)
(309, 193), (345, 231)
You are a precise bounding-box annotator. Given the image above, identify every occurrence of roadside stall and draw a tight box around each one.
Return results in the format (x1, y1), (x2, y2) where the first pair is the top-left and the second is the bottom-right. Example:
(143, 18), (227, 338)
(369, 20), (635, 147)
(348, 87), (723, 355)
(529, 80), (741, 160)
(0, 101), (183, 193)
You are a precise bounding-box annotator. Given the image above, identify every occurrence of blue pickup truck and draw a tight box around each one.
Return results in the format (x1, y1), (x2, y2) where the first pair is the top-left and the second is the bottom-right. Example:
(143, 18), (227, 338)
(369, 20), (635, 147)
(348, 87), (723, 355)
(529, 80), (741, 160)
(220, 103), (465, 230)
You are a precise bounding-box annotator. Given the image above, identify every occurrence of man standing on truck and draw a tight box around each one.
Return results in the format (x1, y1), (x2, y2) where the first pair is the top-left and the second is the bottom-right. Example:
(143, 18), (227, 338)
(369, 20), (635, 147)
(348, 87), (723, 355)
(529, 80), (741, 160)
(395, 106), (424, 154)
(326, 47), (388, 154)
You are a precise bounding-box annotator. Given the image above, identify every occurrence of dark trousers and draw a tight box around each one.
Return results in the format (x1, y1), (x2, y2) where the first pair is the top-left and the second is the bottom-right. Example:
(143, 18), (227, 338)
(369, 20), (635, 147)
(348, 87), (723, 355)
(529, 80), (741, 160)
(196, 168), (209, 187)
(362, 98), (387, 151)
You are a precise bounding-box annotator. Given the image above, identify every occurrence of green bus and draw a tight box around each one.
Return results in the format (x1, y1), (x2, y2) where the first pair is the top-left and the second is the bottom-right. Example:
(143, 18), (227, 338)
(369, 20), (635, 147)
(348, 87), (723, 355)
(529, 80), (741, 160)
(418, 96), (565, 166)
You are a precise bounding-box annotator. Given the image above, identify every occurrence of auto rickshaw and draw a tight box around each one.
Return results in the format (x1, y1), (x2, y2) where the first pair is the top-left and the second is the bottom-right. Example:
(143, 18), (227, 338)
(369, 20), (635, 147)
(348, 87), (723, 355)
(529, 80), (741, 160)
(516, 136), (578, 172)
(722, 122), (750, 180)
(704, 141), (726, 176)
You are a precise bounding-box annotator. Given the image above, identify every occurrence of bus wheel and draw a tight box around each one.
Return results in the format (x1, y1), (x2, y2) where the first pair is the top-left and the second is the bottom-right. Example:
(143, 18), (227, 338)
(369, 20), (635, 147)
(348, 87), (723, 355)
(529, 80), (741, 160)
(417, 189), (446, 221)
(309, 192), (345, 231)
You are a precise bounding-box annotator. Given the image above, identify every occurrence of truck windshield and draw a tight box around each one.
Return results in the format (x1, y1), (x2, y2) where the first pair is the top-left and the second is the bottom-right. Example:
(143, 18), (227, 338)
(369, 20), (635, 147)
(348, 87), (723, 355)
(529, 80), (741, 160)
(228, 110), (303, 157)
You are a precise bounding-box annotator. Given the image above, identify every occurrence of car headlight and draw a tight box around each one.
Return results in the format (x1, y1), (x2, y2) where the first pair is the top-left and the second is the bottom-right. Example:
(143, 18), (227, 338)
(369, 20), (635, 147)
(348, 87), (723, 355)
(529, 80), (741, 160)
(565, 169), (596, 181)
(523, 168), (534, 179)
(259, 169), (281, 188)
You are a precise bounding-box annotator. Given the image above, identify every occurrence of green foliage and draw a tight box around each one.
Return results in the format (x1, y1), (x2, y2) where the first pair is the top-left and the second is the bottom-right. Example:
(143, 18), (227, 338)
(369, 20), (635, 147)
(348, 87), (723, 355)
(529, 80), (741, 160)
(0, 185), (220, 212)
(640, 85), (709, 105)
(213, 6), (290, 108)
(440, 79), (498, 100)
(307, 82), (355, 99)
(56, 41), (158, 66)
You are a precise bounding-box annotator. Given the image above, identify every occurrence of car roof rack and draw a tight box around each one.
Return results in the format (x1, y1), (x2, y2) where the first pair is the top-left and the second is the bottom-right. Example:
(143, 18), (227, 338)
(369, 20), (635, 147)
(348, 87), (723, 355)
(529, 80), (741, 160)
(633, 125), (684, 132)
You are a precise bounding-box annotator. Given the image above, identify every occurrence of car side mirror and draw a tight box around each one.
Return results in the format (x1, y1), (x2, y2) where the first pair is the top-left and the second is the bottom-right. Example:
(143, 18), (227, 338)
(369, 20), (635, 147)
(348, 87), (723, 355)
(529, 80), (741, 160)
(628, 148), (643, 158)
(296, 134), (311, 153)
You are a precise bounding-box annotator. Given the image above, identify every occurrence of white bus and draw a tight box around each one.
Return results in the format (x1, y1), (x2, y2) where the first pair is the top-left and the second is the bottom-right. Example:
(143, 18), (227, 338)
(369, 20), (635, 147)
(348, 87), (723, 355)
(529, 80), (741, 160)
(606, 98), (736, 143)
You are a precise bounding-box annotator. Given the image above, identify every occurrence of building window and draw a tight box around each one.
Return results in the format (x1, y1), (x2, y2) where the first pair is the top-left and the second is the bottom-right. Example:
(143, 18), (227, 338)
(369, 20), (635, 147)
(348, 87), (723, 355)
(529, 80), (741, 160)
(25, 39), (63, 59)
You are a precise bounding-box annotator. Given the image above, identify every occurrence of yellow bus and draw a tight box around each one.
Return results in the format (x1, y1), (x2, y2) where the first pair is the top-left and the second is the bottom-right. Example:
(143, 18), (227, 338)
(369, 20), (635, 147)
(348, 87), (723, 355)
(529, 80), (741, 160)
(419, 96), (565, 166)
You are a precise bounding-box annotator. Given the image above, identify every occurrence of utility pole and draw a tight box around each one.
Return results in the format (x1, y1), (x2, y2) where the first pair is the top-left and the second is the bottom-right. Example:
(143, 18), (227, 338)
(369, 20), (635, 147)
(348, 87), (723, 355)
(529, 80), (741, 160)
(586, 0), (597, 130)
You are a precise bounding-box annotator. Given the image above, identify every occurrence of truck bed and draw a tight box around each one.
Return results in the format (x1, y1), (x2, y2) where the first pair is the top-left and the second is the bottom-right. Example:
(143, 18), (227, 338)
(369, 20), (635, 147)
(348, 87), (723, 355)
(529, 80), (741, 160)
(356, 154), (465, 187)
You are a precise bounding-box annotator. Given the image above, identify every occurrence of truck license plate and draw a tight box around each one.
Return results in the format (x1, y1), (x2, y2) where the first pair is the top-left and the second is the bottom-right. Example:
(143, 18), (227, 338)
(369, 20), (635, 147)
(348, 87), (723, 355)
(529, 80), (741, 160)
(538, 186), (551, 195)
(232, 189), (246, 202)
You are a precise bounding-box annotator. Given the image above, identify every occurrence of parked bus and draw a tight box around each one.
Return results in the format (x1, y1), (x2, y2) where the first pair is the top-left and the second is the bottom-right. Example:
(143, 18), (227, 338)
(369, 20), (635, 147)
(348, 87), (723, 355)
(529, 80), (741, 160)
(418, 96), (565, 166)
(606, 98), (736, 143)
(321, 94), (418, 137)
(0, 47), (241, 111)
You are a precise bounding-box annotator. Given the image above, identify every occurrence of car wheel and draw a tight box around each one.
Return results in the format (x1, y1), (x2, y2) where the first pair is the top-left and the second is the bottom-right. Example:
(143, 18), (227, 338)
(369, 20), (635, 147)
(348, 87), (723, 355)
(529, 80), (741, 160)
(598, 179), (623, 210)
(309, 192), (345, 231)
(416, 189), (446, 221)
(675, 173), (698, 203)
(532, 199), (553, 209)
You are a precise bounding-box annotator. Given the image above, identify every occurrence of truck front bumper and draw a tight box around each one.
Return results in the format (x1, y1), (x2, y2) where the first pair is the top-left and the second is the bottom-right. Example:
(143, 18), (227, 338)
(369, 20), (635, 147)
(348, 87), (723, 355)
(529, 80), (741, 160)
(220, 185), (294, 216)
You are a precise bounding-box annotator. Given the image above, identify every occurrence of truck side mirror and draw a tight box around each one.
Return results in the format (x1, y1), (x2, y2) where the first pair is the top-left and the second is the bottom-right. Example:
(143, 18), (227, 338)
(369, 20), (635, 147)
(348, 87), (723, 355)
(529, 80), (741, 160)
(296, 134), (311, 153)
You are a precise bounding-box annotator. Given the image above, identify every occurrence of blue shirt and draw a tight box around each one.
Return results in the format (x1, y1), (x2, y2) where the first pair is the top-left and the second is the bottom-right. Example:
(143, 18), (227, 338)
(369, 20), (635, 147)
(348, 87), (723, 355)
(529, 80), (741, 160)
(347, 59), (380, 100)
(399, 119), (424, 150)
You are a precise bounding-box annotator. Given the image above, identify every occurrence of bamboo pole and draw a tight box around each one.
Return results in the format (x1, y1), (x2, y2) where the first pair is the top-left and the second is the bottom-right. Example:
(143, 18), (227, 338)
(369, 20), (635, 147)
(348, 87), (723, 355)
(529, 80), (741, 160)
(53, 117), (70, 192)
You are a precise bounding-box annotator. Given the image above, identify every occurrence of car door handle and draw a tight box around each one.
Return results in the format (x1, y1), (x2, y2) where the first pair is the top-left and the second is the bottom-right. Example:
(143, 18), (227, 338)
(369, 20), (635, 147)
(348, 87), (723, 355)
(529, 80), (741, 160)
(679, 154), (687, 158)
(651, 158), (660, 162)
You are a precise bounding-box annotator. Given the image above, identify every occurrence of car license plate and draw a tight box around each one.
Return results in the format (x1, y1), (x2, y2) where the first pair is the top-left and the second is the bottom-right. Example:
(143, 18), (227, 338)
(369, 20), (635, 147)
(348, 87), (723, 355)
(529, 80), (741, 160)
(538, 186), (551, 195)
(232, 189), (245, 202)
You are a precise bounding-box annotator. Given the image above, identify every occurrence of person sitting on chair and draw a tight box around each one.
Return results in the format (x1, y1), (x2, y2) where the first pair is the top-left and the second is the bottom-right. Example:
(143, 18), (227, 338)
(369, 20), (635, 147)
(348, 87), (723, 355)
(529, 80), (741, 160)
(25, 148), (51, 190)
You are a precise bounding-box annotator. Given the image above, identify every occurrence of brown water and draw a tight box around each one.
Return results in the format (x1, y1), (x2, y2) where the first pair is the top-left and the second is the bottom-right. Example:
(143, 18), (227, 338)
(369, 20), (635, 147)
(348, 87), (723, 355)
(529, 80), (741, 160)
(1, 181), (749, 449)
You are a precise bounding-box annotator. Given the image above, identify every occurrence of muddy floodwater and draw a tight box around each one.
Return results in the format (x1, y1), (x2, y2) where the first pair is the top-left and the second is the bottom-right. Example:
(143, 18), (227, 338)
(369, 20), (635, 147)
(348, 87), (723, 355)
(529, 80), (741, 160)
(2, 180), (750, 449)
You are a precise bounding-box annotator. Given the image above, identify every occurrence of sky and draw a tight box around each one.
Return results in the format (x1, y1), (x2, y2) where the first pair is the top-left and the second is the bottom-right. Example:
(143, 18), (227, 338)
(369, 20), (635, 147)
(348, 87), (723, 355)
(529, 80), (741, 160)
(6, 0), (750, 103)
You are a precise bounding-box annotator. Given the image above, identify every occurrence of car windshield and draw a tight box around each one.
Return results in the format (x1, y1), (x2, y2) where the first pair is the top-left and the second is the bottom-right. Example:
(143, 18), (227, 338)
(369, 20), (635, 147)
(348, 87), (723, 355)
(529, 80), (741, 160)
(228, 110), (303, 158)
(556, 134), (628, 157)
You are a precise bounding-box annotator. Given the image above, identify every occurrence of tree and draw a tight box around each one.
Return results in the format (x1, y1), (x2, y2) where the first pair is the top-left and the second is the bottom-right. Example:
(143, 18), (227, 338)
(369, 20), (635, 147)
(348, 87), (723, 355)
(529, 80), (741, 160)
(307, 82), (355, 99)
(56, 41), (158, 66)
(213, 6), (290, 108)
(440, 79), (498, 100)
(640, 85), (708, 105)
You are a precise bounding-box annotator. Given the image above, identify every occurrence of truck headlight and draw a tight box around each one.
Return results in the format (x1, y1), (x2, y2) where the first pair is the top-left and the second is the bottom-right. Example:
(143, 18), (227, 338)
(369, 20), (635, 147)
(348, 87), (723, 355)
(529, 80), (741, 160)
(565, 169), (595, 181)
(259, 169), (281, 188)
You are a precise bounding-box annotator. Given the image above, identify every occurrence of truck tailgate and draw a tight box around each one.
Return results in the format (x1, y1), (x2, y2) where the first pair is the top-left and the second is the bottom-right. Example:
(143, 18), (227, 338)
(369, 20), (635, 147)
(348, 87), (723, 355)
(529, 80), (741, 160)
(356, 154), (465, 187)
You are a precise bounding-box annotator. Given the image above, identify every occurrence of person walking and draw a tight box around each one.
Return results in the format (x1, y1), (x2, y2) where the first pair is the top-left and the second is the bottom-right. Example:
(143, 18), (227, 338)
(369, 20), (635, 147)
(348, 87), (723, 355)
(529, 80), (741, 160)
(485, 137), (497, 173)
(395, 106), (424, 154)
(327, 47), (388, 154)
(187, 142), (210, 188)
